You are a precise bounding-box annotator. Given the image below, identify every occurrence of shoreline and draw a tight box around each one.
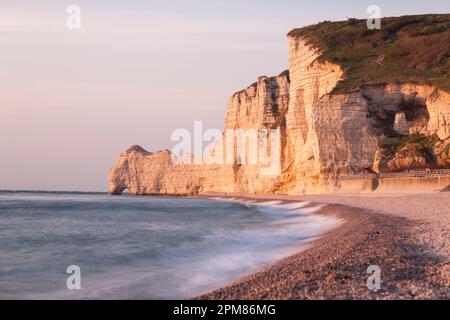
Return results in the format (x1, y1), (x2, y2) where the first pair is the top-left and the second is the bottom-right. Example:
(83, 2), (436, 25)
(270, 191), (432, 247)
(196, 193), (449, 299)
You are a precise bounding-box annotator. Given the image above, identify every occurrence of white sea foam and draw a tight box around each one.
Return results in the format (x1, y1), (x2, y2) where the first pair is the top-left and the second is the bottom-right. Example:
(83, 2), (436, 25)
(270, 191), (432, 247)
(1, 192), (343, 299)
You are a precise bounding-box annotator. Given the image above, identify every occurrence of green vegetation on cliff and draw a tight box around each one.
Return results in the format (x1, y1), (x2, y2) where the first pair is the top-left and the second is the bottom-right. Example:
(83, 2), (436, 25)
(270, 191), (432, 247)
(383, 133), (440, 160)
(288, 14), (450, 92)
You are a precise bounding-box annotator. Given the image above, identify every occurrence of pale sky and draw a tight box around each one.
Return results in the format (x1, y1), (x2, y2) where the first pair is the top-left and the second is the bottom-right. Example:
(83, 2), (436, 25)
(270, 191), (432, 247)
(1, 0), (449, 191)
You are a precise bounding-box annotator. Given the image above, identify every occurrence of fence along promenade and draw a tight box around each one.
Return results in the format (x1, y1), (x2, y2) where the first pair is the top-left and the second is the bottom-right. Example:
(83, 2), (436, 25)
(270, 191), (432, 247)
(338, 169), (450, 180)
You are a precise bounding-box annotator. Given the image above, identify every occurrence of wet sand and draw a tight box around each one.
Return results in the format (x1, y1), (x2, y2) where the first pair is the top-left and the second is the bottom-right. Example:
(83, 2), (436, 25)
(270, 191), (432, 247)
(197, 193), (449, 299)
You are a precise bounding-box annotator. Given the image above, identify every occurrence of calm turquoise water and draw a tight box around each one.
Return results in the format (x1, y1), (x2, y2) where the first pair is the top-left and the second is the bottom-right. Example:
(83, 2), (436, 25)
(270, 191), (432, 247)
(0, 191), (339, 299)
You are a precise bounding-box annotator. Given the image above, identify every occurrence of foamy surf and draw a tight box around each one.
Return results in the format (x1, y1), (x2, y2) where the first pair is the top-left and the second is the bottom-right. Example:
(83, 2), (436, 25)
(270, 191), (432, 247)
(0, 192), (342, 299)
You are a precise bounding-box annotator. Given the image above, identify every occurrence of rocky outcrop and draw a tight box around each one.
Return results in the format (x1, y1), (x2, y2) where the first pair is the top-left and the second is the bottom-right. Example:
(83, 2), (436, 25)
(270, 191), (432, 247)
(109, 71), (291, 195)
(393, 112), (409, 135)
(224, 70), (289, 130)
(108, 146), (235, 195)
(109, 29), (450, 195)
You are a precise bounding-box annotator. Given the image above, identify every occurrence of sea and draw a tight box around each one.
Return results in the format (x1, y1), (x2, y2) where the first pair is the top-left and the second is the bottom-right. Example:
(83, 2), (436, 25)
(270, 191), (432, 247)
(0, 191), (341, 299)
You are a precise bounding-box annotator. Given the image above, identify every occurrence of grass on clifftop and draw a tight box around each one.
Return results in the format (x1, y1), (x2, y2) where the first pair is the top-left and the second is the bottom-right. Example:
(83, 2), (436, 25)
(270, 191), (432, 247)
(288, 14), (450, 92)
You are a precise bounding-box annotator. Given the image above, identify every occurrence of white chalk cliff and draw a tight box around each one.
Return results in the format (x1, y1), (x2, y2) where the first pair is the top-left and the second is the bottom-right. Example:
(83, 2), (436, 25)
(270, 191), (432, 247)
(109, 28), (450, 195)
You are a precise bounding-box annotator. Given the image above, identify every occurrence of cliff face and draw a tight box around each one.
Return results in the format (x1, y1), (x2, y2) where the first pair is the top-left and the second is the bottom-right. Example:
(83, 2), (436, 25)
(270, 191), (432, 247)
(224, 71), (290, 130)
(108, 147), (235, 195)
(285, 37), (347, 193)
(109, 17), (450, 195)
(109, 72), (291, 195)
(222, 71), (293, 193)
(284, 34), (450, 193)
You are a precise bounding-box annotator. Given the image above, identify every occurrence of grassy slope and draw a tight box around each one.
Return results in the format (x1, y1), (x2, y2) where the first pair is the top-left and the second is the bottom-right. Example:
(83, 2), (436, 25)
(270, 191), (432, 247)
(288, 14), (450, 92)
